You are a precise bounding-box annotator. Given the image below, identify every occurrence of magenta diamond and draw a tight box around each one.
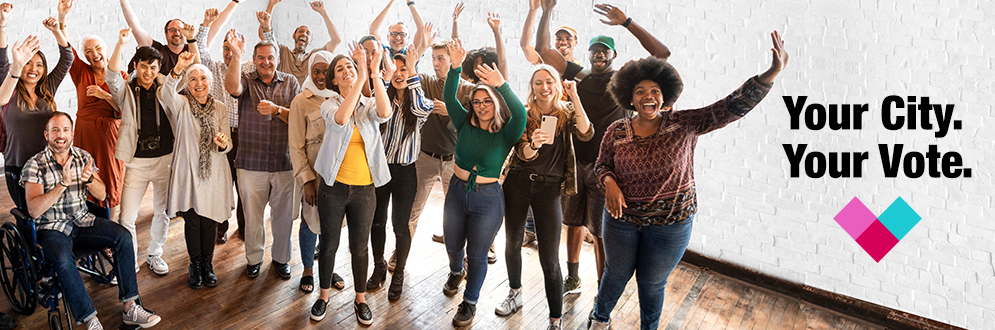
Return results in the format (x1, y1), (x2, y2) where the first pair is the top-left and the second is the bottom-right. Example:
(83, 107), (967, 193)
(854, 220), (899, 263)
(834, 197), (878, 240)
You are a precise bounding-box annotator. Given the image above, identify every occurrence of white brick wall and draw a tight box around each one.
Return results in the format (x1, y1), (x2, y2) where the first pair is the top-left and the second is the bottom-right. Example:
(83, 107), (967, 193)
(6, 0), (994, 328)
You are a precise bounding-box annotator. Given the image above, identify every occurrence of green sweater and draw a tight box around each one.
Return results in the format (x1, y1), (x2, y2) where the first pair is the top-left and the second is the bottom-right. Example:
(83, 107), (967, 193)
(444, 67), (527, 190)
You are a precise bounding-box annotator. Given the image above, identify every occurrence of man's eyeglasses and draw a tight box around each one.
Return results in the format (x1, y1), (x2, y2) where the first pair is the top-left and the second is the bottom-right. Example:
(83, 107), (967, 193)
(471, 100), (494, 108)
(388, 32), (407, 38)
(167, 28), (183, 34)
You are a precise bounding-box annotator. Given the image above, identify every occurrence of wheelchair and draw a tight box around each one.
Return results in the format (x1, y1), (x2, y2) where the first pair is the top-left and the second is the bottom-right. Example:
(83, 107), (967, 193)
(0, 173), (146, 329)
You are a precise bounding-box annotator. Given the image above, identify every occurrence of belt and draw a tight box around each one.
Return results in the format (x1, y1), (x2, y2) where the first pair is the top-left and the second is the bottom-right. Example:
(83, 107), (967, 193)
(422, 150), (453, 162)
(528, 173), (564, 183)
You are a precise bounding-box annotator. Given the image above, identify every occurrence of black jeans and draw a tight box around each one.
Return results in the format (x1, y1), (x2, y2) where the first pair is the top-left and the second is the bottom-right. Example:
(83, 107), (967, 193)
(5, 166), (26, 210)
(183, 209), (218, 258)
(219, 128), (244, 235)
(316, 178), (375, 292)
(371, 163), (417, 273)
(503, 170), (564, 318)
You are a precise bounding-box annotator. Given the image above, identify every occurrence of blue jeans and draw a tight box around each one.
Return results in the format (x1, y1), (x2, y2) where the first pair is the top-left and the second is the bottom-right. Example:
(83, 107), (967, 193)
(593, 212), (694, 330)
(442, 176), (504, 305)
(37, 217), (139, 323)
(299, 220), (318, 269)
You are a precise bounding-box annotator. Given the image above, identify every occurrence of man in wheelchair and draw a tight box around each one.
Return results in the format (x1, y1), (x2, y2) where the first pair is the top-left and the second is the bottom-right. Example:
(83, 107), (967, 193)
(20, 112), (162, 329)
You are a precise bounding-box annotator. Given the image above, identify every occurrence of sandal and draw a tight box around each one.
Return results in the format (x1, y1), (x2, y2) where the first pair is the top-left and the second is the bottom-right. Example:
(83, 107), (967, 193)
(299, 275), (314, 293)
(332, 273), (345, 290)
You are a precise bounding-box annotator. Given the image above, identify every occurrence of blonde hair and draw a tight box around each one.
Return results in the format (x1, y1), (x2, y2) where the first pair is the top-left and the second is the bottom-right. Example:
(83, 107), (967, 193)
(524, 64), (571, 134)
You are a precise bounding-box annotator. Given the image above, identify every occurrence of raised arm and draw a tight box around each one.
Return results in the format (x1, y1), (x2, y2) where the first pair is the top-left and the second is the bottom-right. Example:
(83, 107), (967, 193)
(181, 21), (200, 64)
(444, 40), (468, 129)
(369, 44), (391, 120)
(0, 36), (40, 108)
(370, 0), (396, 39)
(333, 42), (372, 126)
(406, 1), (426, 52)
(519, 0), (541, 65)
(207, 0), (239, 48)
(310, 1), (341, 52)
(450, 2), (463, 39)
(757, 31), (787, 85)
(474, 62), (525, 139)
(198, 9), (219, 68)
(594, 3), (670, 60)
(224, 29), (246, 97)
(257, 10), (273, 42)
(119, 0), (152, 47)
(487, 13), (508, 79)
(0, 3), (11, 48)
(43, 17), (69, 48)
(107, 28), (129, 74)
(535, 0), (566, 76)
(161, 52), (195, 111)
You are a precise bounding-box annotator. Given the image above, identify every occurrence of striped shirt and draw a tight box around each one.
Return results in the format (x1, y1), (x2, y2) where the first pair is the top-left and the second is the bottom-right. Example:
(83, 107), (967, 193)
(195, 27), (255, 127)
(381, 76), (433, 165)
(19, 147), (99, 236)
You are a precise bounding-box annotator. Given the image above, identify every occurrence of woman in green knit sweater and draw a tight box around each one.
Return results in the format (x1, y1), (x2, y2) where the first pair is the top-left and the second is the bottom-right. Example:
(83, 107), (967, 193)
(439, 39), (527, 327)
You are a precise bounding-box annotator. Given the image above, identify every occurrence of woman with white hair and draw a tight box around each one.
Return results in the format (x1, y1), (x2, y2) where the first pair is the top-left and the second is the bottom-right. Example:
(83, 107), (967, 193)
(160, 51), (233, 290)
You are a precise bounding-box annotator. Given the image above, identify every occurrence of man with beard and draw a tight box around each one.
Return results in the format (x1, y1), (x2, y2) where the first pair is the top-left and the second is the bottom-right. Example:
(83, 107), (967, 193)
(534, 0), (672, 301)
(196, 5), (253, 243)
(224, 31), (302, 281)
(259, 0), (341, 85)
(57, 0), (127, 225)
(22, 112), (162, 330)
(118, 0), (198, 75)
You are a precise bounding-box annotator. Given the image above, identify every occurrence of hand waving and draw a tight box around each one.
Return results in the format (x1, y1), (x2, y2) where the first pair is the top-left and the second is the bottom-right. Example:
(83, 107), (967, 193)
(58, 0), (74, 16)
(474, 63), (506, 88)
(447, 39), (466, 70)
(203, 8), (220, 27)
(256, 11), (272, 27)
(452, 2), (464, 22)
(225, 28), (245, 58)
(11, 36), (41, 71)
(758, 30), (788, 84)
(309, 1), (325, 13)
(486, 12), (501, 32)
(117, 28), (132, 45)
(181, 21), (197, 39)
(594, 3), (628, 26)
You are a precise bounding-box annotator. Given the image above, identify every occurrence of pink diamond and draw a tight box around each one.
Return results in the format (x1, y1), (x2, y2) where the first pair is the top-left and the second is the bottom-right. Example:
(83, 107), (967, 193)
(854, 220), (899, 262)
(834, 197), (878, 240)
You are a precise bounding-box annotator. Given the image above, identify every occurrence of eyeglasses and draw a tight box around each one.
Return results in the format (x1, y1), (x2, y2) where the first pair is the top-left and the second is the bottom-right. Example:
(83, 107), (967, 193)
(471, 100), (494, 108)
(388, 32), (407, 38)
(166, 28), (183, 34)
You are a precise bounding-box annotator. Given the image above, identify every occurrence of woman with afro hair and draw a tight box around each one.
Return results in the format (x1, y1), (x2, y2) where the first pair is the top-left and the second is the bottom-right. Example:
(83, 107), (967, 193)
(589, 31), (788, 330)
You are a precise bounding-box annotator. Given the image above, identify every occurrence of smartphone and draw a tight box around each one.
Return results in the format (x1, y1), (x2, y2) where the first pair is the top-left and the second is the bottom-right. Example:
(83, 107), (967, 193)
(540, 115), (558, 145)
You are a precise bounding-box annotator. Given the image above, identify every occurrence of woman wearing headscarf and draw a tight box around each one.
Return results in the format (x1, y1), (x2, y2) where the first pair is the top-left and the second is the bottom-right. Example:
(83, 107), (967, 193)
(288, 50), (344, 294)
(159, 50), (233, 289)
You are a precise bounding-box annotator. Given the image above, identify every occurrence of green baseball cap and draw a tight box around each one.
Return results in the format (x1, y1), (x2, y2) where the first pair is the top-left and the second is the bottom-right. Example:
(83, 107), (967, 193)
(589, 35), (616, 51)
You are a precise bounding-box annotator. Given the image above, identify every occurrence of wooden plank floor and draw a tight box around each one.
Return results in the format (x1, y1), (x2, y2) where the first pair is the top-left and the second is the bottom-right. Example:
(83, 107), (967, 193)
(0, 182), (884, 330)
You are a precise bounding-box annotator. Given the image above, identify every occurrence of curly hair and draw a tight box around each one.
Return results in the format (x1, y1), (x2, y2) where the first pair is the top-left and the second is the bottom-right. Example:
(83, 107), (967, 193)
(460, 46), (498, 84)
(608, 57), (683, 111)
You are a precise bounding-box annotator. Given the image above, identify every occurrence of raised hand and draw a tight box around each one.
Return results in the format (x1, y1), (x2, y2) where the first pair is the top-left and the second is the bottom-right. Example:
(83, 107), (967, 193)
(474, 63), (505, 87)
(86, 85), (112, 101)
(758, 30), (788, 85)
(404, 44), (419, 73)
(181, 21), (196, 39)
(176, 51), (195, 72)
(348, 42), (366, 71)
(203, 8), (220, 27)
(562, 80), (578, 97)
(421, 22), (436, 51)
(11, 36), (41, 72)
(225, 28), (245, 58)
(269, 0), (282, 5)
(447, 39), (466, 70)
(256, 11), (272, 27)
(452, 2), (464, 22)
(213, 132), (228, 149)
(79, 158), (94, 183)
(487, 12), (501, 32)
(117, 28), (132, 45)
(0, 3), (11, 25)
(370, 41), (385, 77)
(58, 0), (74, 16)
(42, 17), (60, 32)
(529, 0), (540, 11)
(540, 0), (556, 11)
(594, 3), (627, 26)
(309, 1), (325, 13)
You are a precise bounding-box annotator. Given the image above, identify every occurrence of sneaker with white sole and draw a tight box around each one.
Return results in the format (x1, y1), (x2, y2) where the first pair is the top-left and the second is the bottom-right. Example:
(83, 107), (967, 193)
(122, 303), (161, 328)
(588, 319), (610, 330)
(85, 317), (103, 330)
(495, 288), (523, 316)
(563, 275), (582, 296)
(147, 255), (169, 275)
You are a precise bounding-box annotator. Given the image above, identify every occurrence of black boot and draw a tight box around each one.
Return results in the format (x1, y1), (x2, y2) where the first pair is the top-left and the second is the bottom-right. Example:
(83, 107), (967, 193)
(188, 256), (203, 289)
(202, 254), (218, 287)
(365, 257), (387, 290)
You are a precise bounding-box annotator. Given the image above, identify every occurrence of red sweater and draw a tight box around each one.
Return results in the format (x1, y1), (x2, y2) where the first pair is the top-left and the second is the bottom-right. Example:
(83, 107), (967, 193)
(595, 76), (772, 226)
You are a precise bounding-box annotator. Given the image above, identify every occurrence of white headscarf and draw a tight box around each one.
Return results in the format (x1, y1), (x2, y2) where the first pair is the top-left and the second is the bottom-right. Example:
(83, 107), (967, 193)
(301, 50), (339, 100)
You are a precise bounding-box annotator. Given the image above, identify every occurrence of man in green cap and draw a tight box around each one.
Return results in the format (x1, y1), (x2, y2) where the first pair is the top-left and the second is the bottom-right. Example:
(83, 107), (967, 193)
(534, 0), (672, 303)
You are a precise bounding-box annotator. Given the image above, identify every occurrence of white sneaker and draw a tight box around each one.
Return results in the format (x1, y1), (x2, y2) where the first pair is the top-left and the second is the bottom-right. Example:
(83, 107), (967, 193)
(147, 255), (169, 275)
(494, 288), (523, 316)
(123, 303), (161, 328)
(589, 319), (610, 330)
(86, 317), (104, 330)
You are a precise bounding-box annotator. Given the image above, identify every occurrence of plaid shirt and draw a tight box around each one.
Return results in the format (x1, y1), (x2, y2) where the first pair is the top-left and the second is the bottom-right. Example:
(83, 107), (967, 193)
(234, 70), (301, 172)
(195, 27), (255, 128)
(19, 147), (99, 236)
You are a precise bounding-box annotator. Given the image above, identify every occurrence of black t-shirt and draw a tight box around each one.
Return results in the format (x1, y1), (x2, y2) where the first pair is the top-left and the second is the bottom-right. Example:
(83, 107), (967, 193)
(562, 61), (627, 164)
(132, 82), (174, 158)
(520, 132), (565, 178)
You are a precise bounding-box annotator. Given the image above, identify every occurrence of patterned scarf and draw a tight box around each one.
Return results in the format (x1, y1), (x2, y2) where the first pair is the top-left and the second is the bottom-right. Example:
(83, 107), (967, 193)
(187, 94), (219, 181)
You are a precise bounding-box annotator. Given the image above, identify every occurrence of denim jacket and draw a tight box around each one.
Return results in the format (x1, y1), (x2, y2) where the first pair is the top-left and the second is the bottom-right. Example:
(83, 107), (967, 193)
(313, 94), (393, 188)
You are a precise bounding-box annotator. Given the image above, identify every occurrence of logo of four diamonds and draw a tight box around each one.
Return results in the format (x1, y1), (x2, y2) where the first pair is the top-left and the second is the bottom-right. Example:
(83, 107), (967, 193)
(833, 197), (922, 262)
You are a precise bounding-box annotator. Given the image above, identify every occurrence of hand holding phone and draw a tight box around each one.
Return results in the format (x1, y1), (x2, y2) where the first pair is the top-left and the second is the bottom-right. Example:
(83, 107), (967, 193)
(539, 115), (558, 145)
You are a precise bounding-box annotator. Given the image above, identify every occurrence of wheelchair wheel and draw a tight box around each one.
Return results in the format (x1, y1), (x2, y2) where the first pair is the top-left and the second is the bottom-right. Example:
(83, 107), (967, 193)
(48, 308), (63, 330)
(0, 222), (37, 314)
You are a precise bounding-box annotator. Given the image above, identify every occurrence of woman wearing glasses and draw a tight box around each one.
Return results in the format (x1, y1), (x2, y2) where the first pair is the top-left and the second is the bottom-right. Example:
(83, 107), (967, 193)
(439, 39), (526, 327)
